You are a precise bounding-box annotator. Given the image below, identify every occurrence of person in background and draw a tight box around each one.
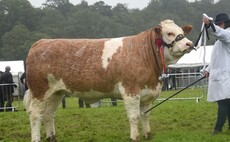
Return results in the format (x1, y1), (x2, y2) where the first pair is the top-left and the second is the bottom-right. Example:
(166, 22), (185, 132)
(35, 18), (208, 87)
(78, 98), (90, 108)
(203, 13), (230, 135)
(62, 95), (66, 109)
(20, 72), (28, 91)
(0, 71), (4, 112)
(20, 72), (29, 111)
(111, 98), (117, 106)
(1, 66), (15, 111)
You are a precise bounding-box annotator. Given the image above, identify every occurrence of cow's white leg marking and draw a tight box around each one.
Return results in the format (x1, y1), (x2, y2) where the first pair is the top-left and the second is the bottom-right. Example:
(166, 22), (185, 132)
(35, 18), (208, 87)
(118, 82), (140, 141)
(139, 83), (162, 140)
(102, 37), (123, 69)
(43, 92), (63, 141)
(43, 74), (67, 140)
(26, 74), (67, 142)
(140, 104), (152, 140)
(28, 95), (46, 142)
(24, 90), (31, 112)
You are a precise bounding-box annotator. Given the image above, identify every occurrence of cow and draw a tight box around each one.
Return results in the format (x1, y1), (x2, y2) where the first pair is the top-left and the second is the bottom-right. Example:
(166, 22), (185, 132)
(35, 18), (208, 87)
(24, 20), (194, 142)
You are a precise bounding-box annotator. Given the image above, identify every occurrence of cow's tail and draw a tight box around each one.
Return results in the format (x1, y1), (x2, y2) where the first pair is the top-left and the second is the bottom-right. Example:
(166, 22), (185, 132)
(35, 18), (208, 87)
(23, 89), (32, 112)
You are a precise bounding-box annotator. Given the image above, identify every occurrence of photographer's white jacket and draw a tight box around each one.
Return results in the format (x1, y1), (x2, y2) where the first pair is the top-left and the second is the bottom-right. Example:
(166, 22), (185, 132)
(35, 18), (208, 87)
(205, 25), (230, 102)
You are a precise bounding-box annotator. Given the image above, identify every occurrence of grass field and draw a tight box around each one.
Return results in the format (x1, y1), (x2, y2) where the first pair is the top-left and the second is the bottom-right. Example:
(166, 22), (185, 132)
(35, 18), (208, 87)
(0, 89), (230, 142)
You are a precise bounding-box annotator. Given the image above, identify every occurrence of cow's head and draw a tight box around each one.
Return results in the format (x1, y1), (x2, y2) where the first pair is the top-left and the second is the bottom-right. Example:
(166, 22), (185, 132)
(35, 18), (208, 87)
(154, 20), (194, 64)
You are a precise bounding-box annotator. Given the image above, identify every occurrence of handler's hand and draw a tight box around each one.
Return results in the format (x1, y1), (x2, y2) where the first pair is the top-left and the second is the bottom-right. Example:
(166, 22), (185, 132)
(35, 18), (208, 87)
(202, 17), (210, 25)
(203, 70), (209, 78)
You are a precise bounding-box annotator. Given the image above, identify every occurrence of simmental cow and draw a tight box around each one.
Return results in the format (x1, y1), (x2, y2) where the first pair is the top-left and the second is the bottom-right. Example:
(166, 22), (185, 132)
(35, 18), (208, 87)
(24, 20), (194, 142)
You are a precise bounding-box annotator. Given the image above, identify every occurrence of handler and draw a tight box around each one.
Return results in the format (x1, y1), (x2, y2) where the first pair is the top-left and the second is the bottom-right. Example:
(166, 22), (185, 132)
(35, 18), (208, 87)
(203, 13), (230, 135)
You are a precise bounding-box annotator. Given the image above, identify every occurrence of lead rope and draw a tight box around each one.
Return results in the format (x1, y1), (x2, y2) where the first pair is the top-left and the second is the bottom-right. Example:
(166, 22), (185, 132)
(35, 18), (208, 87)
(195, 13), (213, 72)
(144, 76), (206, 114)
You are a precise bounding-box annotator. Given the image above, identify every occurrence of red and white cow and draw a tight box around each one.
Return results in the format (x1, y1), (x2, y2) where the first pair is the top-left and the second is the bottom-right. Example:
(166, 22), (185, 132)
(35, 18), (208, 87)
(24, 20), (193, 142)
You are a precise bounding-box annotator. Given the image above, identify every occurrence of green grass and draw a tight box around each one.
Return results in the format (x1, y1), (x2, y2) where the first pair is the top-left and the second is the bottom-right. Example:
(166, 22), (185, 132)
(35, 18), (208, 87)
(0, 90), (230, 142)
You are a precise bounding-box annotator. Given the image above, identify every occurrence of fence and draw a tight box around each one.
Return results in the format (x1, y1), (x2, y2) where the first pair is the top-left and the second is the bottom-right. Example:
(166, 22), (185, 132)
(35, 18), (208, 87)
(159, 71), (208, 103)
(98, 72), (207, 106)
(0, 72), (24, 112)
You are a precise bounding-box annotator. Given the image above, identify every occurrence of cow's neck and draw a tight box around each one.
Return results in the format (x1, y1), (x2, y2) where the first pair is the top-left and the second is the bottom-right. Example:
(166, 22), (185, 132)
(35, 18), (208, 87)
(141, 29), (182, 70)
(145, 29), (164, 75)
(134, 29), (168, 76)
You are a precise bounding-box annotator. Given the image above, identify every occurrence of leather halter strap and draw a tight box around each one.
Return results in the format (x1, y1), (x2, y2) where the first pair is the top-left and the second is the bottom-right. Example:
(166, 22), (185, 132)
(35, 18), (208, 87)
(149, 28), (162, 76)
(163, 34), (185, 48)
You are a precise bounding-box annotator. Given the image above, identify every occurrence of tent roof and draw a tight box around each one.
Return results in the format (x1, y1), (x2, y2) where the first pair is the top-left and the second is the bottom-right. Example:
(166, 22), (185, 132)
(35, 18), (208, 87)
(0, 60), (25, 75)
(168, 45), (213, 68)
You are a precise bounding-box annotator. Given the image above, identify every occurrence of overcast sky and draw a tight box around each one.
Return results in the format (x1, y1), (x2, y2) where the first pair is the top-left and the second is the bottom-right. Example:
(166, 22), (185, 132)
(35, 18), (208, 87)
(28, 0), (152, 9)
(27, 0), (219, 10)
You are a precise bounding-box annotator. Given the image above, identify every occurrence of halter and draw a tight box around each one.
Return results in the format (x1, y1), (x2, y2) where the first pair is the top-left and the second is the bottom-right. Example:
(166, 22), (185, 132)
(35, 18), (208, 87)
(163, 34), (185, 48)
(150, 29), (185, 80)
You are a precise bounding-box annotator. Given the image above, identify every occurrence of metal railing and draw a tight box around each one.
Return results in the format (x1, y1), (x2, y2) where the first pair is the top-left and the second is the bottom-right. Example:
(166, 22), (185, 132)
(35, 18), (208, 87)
(0, 83), (20, 112)
(158, 72), (208, 103)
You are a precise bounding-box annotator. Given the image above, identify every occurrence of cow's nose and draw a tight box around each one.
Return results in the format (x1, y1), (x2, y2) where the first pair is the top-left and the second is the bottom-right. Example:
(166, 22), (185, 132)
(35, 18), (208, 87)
(186, 42), (196, 51)
(186, 41), (193, 47)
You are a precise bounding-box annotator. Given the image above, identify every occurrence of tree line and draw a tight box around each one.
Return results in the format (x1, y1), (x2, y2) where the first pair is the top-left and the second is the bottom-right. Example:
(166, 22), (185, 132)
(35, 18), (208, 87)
(0, 0), (229, 61)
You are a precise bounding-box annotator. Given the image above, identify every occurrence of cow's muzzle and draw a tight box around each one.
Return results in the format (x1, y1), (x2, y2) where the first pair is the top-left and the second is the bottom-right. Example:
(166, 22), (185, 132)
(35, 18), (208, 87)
(183, 45), (195, 54)
(190, 46), (196, 51)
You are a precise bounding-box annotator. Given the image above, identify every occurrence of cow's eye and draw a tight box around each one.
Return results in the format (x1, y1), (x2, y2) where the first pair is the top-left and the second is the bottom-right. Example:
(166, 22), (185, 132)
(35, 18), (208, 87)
(167, 32), (175, 36)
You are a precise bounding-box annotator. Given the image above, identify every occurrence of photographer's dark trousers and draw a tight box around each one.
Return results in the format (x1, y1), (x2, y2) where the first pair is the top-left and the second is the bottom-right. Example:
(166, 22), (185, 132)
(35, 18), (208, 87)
(5, 94), (13, 111)
(111, 98), (117, 106)
(0, 85), (14, 112)
(0, 95), (4, 112)
(78, 98), (90, 108)
(214, 99), (230, 131)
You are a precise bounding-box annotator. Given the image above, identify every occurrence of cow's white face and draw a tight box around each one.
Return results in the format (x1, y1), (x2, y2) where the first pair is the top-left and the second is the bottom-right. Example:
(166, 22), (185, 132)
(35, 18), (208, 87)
(159, 20), (193, 57)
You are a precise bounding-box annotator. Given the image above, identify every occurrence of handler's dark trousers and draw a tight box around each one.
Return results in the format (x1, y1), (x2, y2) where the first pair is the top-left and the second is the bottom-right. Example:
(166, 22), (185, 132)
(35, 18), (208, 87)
(214, 99), (230, 131)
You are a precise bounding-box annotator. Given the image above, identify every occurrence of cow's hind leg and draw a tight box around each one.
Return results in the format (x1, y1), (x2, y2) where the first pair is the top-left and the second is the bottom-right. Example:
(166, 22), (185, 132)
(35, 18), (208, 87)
(27, 92), (46, 142)
(140, 104), (152, 140)
(43, 92), (64, 142)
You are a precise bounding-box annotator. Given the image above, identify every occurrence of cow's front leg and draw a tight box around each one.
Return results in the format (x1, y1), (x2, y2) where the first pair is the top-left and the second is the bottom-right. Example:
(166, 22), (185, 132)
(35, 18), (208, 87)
(122, 94), (141, 142)
(140, 104), (152, 140)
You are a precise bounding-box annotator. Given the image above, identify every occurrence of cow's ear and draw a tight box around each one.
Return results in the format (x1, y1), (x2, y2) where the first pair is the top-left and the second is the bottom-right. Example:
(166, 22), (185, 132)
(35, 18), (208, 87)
(154, 26), (162, 37)
(181, 25), (192, 35)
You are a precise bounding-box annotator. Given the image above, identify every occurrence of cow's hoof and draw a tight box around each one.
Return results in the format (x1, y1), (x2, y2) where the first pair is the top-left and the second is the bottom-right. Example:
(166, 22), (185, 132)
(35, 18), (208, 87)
(45, 135), (57, 142)
(144, 132), (153, 140)
(129, 137), (140, 142)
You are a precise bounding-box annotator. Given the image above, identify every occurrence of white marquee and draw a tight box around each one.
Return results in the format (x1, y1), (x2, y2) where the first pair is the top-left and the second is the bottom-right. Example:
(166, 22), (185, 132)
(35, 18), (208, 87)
(0, 60), (25, 75)
(168, 45), (213, 68)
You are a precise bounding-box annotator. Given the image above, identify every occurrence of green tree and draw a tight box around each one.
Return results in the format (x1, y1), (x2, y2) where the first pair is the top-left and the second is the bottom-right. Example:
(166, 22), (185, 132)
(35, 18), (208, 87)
(64, 8), (105, 38)
(91, 1), (112, 17)
(43, 0), (74, 15)
(36, 7), (66, 38)
(0, 0), (38, 52)
(0, 24), (48, 61)
(0, 0), (38, 32)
